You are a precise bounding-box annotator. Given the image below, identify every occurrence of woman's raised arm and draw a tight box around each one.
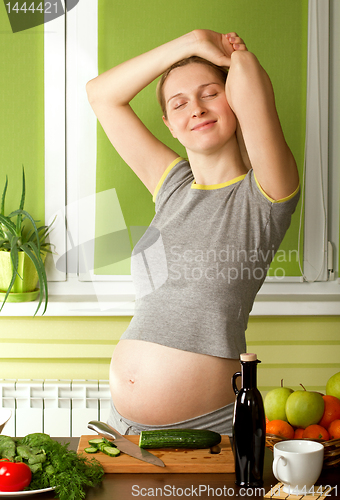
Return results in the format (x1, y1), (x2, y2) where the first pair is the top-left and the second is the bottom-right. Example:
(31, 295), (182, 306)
(225, 34), (299, 201)
(86, 35), (194, 193)
(86, 30), (239, 194)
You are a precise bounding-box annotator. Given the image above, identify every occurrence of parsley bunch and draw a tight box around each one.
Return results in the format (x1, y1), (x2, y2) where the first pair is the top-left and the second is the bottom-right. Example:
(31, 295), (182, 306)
(9, 433), (104, 500)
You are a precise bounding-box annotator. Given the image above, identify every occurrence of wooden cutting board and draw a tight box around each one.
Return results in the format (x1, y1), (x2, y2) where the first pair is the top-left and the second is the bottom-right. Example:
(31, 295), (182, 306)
(77, 435), (235, 473)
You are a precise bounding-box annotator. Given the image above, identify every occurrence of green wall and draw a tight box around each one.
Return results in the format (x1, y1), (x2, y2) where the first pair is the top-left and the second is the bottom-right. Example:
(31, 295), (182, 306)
(1, 316), (339, 395)
(0, 4), (45, 223)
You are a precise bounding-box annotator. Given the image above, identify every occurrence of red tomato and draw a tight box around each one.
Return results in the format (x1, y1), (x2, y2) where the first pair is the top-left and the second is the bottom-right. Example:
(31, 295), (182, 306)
(0, 459), (32, 492)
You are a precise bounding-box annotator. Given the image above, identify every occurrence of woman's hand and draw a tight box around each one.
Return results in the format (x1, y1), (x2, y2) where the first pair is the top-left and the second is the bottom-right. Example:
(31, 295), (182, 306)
(192, 30), (247, 67)
(226, 32), (247, 54)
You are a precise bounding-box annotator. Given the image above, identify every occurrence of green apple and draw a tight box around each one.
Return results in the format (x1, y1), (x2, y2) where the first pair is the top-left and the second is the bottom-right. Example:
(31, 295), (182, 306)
(264, 387), (294, 421)
(285, 390), (325, 428)
(326, 371), (340, 399)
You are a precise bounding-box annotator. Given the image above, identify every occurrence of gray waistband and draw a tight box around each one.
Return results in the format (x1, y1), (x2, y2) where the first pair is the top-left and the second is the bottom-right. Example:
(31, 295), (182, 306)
(107, 400), (234, 436)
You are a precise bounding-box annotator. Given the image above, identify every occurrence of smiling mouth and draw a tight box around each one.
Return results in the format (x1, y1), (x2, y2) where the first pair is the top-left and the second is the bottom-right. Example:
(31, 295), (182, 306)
(191, 120), (217, 131)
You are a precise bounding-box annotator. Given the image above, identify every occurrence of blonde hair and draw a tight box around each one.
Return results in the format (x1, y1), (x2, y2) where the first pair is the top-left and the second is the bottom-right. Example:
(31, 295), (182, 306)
(156, 56), (228, 119)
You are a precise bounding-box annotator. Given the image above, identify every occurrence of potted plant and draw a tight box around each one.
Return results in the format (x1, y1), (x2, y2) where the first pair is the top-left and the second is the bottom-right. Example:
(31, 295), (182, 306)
(0, 167), (54, 315)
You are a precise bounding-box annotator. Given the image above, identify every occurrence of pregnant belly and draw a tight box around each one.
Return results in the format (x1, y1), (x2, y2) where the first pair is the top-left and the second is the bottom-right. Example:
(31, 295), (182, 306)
(109, 339), (240, 425)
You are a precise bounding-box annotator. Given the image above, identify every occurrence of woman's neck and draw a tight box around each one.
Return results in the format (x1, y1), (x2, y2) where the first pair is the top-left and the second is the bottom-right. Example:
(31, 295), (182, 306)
(187, 134), (249, 186)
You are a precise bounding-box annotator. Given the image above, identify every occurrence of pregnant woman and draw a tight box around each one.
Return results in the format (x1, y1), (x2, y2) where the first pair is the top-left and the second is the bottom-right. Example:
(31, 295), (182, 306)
(86, 30), (300, 435)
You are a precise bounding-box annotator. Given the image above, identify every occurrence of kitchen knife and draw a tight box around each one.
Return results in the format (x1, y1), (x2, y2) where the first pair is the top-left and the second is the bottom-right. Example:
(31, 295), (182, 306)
(87, 420), (165, 468)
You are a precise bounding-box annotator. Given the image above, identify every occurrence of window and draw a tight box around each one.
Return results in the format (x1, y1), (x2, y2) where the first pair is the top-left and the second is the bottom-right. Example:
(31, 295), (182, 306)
(4, 0), (338, 316)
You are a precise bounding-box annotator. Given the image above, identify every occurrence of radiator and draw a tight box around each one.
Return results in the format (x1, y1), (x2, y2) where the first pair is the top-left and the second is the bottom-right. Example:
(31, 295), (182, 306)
(0, 379), (111, 437)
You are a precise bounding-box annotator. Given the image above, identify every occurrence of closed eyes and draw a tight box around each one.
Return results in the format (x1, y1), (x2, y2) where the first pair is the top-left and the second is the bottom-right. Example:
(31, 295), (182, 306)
(202, 93), (217, 99)
(174, 102), (186, 109)
(173, 93), (218, 110)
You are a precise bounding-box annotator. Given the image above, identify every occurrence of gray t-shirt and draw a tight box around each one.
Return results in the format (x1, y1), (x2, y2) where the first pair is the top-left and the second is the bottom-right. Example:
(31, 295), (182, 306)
(121, 157), (300, 359)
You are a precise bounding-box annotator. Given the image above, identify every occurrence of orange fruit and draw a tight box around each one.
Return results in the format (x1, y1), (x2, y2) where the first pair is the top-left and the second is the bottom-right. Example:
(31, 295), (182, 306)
(328, 419), (340, 439)
(318, 395), (340, 429)
(266, 419), (294, 439)
(302, 424), (329, 441)
(294, 428), (304, 439)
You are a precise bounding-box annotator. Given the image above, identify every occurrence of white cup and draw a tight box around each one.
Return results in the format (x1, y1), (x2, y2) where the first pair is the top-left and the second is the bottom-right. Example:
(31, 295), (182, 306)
(273, 440), (324, 494)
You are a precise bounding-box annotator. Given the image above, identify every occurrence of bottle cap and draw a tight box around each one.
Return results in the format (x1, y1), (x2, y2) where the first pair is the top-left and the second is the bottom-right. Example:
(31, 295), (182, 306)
(240, 353), (257, 362)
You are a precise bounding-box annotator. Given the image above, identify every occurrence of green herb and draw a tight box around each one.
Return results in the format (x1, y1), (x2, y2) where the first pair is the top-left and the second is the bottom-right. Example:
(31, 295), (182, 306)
(0, 435), (16, 459)
(0, 433), (104, 500)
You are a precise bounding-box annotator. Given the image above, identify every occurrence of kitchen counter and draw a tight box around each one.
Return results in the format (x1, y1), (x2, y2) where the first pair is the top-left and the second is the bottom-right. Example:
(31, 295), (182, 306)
(35, 438), (339, 499)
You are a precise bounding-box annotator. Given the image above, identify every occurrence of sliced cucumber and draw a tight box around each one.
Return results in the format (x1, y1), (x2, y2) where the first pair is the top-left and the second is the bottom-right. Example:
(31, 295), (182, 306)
(103, 446), (120, 457)
(87, 437), (119, 456)
(88, 438), (106, 446)
(84, 446), (99, 454)
(97, 442), (108, 451)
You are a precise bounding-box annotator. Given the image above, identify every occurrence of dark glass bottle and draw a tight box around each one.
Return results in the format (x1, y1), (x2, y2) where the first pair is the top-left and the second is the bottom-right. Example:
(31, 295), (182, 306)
(232, 353), (265, 488)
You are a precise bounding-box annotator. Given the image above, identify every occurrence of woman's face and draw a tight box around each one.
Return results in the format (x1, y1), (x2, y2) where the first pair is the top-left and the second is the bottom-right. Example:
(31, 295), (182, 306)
(162, 63), (237, 155)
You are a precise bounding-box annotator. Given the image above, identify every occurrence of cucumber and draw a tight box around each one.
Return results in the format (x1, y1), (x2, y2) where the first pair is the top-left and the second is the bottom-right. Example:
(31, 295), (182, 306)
(97, 442), (110, 451)
(103, 446), (120, 457)
(84, 447), (99, 454)
(88, 437), (115, 450)
(139, 429), (221, 449)
(86, 438), (119, 457)
(88, 438), (106, 446)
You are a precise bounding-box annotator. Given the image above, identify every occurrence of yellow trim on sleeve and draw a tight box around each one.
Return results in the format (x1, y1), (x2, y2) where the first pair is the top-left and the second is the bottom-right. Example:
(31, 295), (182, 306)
(152, 157), (184, 203)
(191, 174), (247, 191)
(254, 173), (300, 203)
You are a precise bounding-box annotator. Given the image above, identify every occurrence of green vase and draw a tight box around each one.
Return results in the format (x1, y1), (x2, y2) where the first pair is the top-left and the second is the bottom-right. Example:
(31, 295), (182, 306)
(0, 251), (46, 302)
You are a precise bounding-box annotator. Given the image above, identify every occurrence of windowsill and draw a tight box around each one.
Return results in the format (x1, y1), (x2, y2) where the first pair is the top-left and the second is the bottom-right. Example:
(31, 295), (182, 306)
(0, 280), (339, 317)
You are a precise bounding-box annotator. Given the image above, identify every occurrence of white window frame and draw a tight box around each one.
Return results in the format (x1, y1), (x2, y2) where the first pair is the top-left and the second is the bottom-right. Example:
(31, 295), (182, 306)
(44, 4), (66, 283)
(43, 0), (340, 315)
(3, 0), (338, 317)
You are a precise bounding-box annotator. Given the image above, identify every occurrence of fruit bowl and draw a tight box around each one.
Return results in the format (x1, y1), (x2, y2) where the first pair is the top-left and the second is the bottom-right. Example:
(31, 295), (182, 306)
(265, 434), (340, 468)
